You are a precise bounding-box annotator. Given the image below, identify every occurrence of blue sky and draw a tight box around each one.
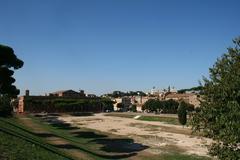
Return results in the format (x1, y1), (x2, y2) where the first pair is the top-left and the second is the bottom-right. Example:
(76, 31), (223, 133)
(0, 0), (239, 95)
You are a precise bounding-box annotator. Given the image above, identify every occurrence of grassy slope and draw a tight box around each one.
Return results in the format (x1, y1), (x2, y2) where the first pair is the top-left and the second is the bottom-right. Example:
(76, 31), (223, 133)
(0, 117), (72, 160)
(0, 132), (68, 160)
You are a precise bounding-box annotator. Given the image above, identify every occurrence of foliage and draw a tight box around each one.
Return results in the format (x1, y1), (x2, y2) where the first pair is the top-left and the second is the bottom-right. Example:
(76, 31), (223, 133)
(24, 98), (114, 113)
(101, 98), (114, 111)
(0, 44), (23, 97)
(186, 103), (195, 112)
(0, 95), (11, 116)
(142, 99), (180, 114)
(0, 44), (23, 116)
(129, 104), (137, 112)
(191, 37), (240, 159)
(178, 101), (187, 126)
(105, 90), (146, 98)
(178, 86), (204, 94)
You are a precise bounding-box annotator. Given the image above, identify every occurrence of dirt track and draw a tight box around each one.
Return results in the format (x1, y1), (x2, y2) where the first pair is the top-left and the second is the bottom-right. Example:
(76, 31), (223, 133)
(59, 113), (212, 157)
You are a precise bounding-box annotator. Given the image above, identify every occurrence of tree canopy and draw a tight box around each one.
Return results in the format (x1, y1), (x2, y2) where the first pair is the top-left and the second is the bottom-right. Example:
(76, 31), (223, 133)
(104, 90), (146, 98)
(0, 44), (23, 97)
(0, 44), (23, 116)
(142, 99), (181, 114)
(178, 101), (187, 126)
(177, 86), (204, 94)
(191, 37), (240, 159)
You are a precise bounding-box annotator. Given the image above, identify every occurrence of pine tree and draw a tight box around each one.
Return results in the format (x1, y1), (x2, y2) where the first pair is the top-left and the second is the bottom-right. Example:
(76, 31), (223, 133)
(0, 44), (23, 116)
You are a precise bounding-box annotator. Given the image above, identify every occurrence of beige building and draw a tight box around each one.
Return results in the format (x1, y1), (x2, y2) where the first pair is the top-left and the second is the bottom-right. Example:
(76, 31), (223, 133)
(113, 97), (131, 111)
(130, 96), (157, 111)
(165, 93), (200, 107)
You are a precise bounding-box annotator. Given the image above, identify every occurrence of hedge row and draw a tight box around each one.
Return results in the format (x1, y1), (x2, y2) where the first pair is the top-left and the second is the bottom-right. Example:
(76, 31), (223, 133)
(142, 99), (194, 114)
(24, 97), (114, 113)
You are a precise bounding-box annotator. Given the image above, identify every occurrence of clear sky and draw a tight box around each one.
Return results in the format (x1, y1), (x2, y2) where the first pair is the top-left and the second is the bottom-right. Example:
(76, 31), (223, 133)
(0, 0), (239, 95)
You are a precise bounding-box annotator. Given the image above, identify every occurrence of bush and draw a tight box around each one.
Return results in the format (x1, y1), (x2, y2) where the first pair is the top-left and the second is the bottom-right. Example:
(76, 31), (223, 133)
(142, 99), (179, 114)
(178, 101), (187, 126)
(101, 98), (114, 112)
(130, 104), (137, 112)
(24, 98), (113, 113)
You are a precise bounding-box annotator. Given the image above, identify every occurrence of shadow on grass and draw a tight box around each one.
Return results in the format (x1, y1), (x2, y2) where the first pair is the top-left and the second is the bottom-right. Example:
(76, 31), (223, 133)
(50, 122), (79, 130)
(53, 144), (79, 149)
(41, 116), (79, 130)
(71, 131), (107, 139)
(33, 113), (61, 117)
(90, 138), (148, 153)
(70, 112), (94, 117)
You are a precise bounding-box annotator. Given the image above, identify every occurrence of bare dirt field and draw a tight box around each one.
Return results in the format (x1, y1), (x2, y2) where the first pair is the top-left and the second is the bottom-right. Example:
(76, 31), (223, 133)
(58, 113), (212, 157)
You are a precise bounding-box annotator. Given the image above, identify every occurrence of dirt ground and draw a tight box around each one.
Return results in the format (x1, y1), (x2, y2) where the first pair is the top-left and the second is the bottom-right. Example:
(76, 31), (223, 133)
(59, 113), (212, 157)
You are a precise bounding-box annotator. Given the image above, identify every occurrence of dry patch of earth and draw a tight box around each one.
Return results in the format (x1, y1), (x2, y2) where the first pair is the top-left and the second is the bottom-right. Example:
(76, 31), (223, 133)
(59, 113), (212, 157)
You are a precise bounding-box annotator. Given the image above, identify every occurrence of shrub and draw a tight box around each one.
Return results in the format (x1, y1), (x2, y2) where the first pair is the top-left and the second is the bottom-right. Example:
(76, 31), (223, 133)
(130, 104), (137, 112)
(178, 101), (187, 126)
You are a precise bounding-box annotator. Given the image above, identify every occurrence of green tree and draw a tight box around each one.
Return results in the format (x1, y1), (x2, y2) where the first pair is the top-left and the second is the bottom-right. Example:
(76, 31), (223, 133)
(142, 99), (179, 113)
(142, 99), (158, 112)
(191, 37), (240, 159)
(0, 44), (23, 116)
(130, 104), (137, 112)
(101, 98), (114, 112)
(178, 101), (187, 126)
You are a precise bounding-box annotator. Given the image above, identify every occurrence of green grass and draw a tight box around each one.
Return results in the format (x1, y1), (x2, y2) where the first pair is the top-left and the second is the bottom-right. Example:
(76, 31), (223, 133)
(0, 131), (68, 160)
(138, 116), (180, 125)
(105, 113), (181, 125)
(0, 117), (72, 160)
(105, 113), (136, 119)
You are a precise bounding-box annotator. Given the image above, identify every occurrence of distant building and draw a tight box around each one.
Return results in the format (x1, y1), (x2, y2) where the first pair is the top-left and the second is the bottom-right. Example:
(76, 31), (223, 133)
(170, 86), (177, 93)
(16, 89), (102, 113)
(150, 86), (157, 95)
(113, 97), (131, 111)
(122, 97), (131, 109)
(49, 90), (86, 98)
(86, 94), (97, 98)
(165, 93), (200, 107)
